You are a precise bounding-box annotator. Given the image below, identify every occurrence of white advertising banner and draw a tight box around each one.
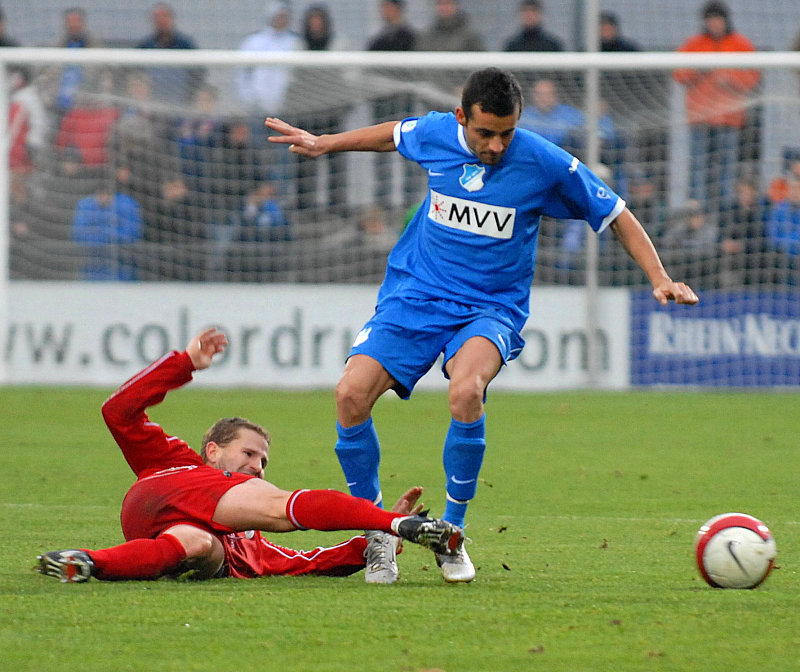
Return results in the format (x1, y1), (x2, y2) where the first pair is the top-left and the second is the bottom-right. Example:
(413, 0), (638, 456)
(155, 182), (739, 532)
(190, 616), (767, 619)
(6, 282), (629, 389)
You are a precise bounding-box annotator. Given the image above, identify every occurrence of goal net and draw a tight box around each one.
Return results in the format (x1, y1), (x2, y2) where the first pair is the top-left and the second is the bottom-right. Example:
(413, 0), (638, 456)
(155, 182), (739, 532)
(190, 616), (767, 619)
(4, 49), (800, 386)
(7, 50), (800, 289)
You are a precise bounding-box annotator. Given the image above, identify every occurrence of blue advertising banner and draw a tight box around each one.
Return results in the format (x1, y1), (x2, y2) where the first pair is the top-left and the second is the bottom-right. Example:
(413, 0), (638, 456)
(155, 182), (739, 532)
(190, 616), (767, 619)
(631, 291), (800, 387)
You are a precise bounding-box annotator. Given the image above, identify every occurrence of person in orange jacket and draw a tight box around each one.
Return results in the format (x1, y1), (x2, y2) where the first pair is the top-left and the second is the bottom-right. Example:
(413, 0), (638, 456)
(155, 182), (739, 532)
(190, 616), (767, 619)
(674, 1), (760, 209)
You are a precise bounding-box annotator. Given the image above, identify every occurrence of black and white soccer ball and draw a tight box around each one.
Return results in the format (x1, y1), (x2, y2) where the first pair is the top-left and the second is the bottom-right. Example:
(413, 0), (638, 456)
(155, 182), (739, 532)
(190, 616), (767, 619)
(694, 513), (777, 589)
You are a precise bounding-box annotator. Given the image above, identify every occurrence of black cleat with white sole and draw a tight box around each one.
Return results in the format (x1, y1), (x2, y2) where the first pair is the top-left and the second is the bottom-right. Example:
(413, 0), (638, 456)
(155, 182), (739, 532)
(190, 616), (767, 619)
(392, 515), (464, 556)
(37, 550), (95, 583)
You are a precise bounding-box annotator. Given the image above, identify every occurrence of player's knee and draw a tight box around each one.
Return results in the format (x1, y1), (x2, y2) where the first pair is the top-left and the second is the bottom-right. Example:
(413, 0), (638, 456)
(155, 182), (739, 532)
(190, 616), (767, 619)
(448, 377), (485, 421)
(335, 378), (372, 424)
(177, 531), (225, 580)
(167, 527), (216, 561)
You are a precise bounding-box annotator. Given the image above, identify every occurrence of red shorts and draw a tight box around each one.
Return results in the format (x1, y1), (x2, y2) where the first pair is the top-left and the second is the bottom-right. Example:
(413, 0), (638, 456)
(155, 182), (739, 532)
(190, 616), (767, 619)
(120, 464), (254, 540)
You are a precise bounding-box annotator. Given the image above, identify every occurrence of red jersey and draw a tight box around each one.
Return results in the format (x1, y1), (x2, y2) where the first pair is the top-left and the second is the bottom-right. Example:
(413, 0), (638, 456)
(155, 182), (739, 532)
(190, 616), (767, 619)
(103, 350), (367, 578)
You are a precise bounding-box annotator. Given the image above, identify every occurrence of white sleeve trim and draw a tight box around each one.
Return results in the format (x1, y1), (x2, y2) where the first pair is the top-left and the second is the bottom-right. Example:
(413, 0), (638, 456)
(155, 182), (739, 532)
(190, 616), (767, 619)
(598, 197), (626, 234)
(392, 121), (402, 148)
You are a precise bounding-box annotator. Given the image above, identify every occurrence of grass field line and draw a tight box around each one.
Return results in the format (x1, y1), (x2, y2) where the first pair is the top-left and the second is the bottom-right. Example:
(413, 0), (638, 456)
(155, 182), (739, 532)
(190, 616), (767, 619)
(5, 501), (800, 527)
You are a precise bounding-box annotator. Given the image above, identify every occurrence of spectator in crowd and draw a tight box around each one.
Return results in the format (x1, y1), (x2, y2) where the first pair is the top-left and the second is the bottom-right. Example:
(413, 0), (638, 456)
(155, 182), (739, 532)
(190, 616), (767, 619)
(236, 0), (301, 199)
(601, 166), (667, 281)
(40, 7), (104, 114)
(72, 175), (143, 281)
(315, 203), (399, 282)
(294, 3), (349, 214)
(662, 199), (719, 285)
(626, 167), (668, 240)
(766, 152), (800, 205)
(302, 3), (345, 50)
(599, 11), (639, 52)
(718, 172), (768, 286)
(220, 118), (269, 212)
(766, 174), (800, 259)
(142, 175), (208, 281)
(0, 7), (20, 46)
(503, 1), (566, 130)
(368, 0), (416, 51)
(503, 0), (563, 52)
(236, 1), (302, 116)
(598, 12), (642, 99)
(518, 81), (626, 189)
(673, 1), (760, 208)
(174, 83), (225, 212)
(417, 0), (485, 52)
(368, 0), (421, 210)
(518, 77), (583, 152)
(238, 182), (290, 239)
(224, 181), (291, 281)
(358, 204), (398, 255)
(113, 70), (175, 214)
(9, 66), (47, 202)
(116, 70), (159, 144)
(55, 89), (119, 171)
(137, 2), (205, 105)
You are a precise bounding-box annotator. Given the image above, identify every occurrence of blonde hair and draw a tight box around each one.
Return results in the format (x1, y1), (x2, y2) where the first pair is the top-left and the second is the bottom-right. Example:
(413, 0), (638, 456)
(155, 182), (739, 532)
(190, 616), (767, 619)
(200, 417), (270, 462)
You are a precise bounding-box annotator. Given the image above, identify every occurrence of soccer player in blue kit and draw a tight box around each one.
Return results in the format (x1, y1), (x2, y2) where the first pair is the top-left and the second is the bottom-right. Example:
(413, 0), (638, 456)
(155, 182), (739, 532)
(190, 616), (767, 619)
(265, 67), (698, 584)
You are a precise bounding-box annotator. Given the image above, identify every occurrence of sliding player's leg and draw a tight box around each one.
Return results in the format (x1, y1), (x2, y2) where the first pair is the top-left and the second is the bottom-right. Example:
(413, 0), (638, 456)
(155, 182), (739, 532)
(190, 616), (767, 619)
(37, 525), (220, 582)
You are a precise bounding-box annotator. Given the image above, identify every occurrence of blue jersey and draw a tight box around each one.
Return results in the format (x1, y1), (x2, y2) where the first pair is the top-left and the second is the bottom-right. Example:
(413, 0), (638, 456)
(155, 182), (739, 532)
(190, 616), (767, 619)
(382, 111), (625, 332)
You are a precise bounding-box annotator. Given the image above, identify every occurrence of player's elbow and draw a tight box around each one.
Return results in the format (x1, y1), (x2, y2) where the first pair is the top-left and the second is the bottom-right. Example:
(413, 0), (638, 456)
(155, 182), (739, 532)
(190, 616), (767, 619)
(101, 395), (126, 428)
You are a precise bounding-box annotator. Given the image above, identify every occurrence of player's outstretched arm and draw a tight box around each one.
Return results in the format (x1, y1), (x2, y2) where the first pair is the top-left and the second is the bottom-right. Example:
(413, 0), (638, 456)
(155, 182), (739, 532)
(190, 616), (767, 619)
(610, 208), (699, 306)
(265, 117), (399, 157)
(187, 327), (228, 371)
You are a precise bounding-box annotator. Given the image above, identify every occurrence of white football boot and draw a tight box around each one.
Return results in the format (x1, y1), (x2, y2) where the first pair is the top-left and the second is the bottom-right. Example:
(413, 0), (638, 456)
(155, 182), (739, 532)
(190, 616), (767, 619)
(435, 545), (475, 583)
(364, 530), (399, 584)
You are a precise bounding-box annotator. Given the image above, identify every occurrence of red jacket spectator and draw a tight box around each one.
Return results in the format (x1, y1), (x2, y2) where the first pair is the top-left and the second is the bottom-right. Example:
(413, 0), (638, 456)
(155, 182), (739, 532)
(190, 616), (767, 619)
(673, 6), (759, 128)
(55, 105), (119, 165)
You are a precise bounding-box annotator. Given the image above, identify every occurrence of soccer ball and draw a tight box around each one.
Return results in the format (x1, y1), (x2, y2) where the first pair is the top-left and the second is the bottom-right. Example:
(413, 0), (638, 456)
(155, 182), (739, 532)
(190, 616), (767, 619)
(694, 513), (777, 589)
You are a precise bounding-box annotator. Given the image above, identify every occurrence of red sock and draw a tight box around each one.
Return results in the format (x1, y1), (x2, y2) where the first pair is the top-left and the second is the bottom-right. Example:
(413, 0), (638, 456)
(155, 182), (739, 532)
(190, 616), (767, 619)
(86, 534), (186, 580)
(286, 489), (405, 532)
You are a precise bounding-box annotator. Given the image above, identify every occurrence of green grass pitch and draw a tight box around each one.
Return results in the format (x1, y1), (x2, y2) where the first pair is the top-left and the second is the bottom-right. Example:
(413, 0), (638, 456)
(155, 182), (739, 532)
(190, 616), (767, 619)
(2, 386), (799, 671)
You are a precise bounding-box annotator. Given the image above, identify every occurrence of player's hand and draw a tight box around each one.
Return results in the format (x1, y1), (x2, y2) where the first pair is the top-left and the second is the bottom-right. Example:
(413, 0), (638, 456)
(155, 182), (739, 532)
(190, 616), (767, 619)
(391, 486), (424, 516)
(187, 327), (228, 370)
(264, 117), (325, 157)
(653, 280), (699, 306)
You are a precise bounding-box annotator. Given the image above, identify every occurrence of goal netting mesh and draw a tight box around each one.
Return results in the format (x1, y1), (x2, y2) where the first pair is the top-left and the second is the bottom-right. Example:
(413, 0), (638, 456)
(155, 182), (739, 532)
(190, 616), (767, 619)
(6, 53), (800, 291)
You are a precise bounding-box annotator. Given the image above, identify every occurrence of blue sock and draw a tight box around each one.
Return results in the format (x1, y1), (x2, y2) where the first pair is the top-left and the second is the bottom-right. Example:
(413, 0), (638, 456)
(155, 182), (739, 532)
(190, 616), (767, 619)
(335, 418), (382, 507)
(442, 415), (486, 527)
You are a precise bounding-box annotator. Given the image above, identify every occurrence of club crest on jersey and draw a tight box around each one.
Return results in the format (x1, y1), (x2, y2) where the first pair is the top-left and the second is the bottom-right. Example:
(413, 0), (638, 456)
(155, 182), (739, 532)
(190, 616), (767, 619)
(353, 327), (372, 347)
(459, 164), (485, 192)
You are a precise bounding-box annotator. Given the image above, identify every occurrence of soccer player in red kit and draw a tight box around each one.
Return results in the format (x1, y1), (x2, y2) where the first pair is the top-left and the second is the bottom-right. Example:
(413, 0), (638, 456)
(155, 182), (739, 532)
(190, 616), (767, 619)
(37, 327), (463, 583)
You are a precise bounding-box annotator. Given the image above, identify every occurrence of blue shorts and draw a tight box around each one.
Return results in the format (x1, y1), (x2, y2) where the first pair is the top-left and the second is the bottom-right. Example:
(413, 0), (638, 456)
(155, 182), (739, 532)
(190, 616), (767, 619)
(349, 294), (524, 399)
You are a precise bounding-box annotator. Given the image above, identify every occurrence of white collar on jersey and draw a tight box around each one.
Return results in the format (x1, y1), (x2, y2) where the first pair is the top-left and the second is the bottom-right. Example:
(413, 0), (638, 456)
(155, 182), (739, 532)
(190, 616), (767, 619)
(457, 124), (474, 156)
